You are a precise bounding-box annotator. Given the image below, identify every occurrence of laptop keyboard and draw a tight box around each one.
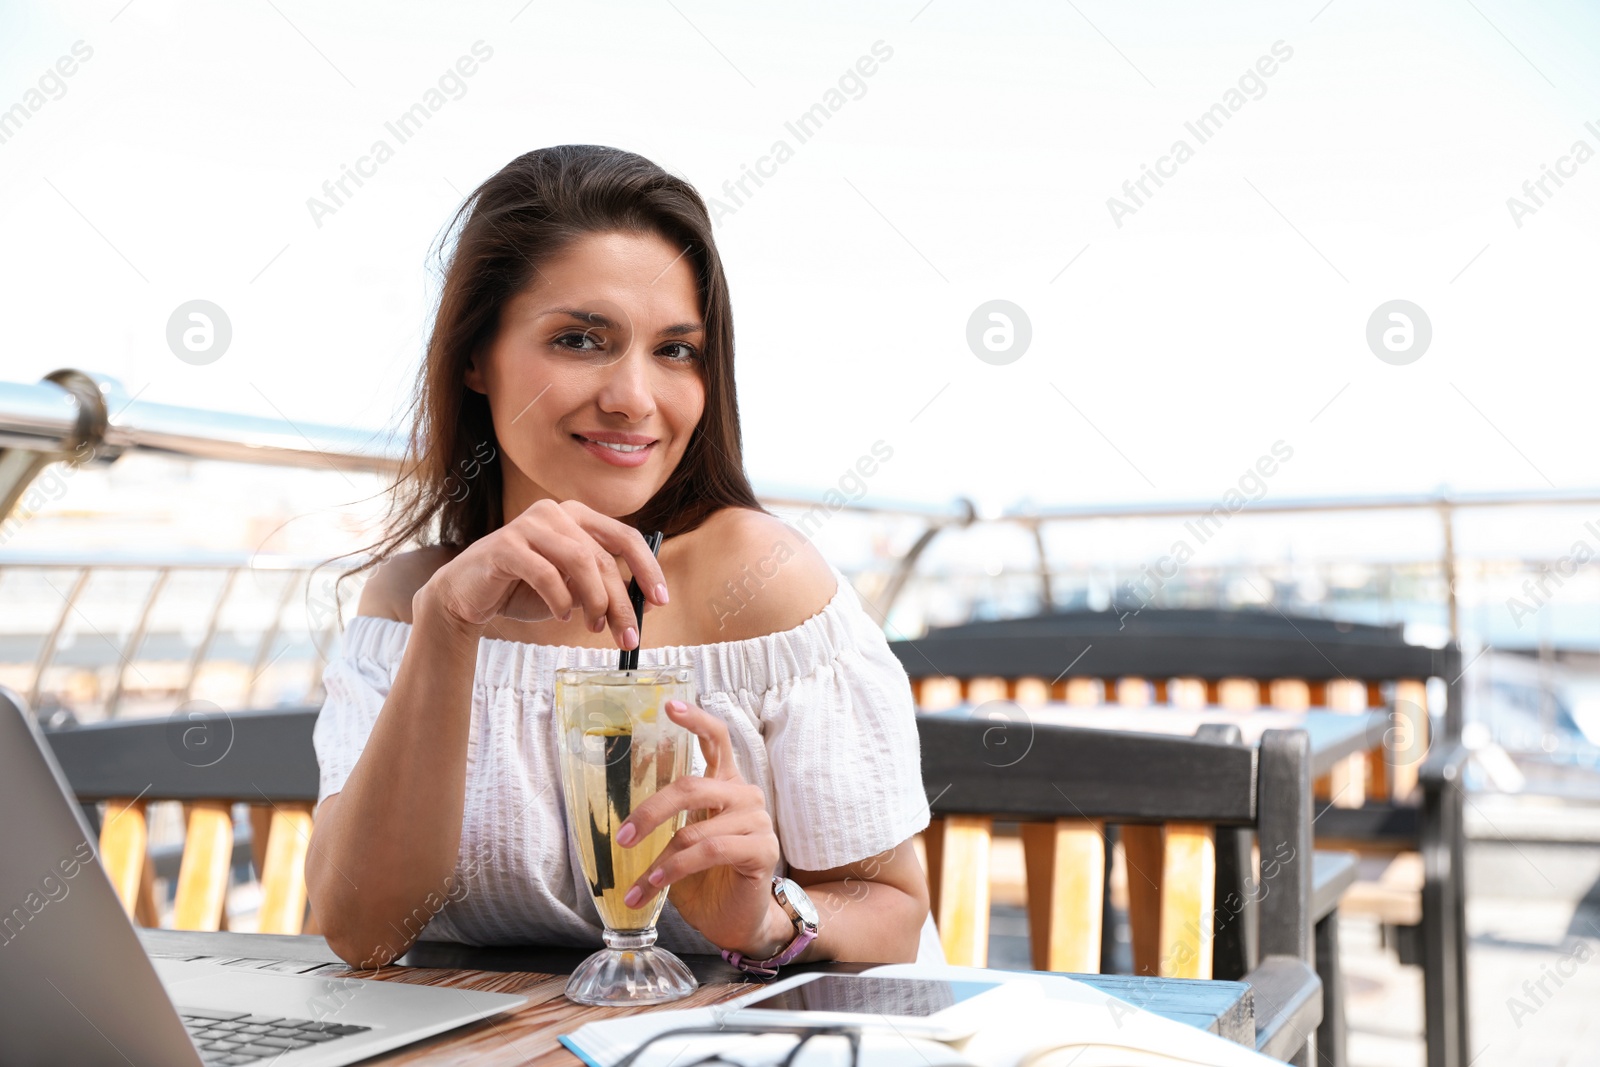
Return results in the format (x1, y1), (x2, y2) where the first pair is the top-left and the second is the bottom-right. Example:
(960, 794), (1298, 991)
(178, 1006), (371, 1064)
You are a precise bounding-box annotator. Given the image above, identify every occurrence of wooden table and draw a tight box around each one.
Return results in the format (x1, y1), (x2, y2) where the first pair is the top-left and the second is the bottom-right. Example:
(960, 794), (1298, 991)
(137, 929), (1257, 1064)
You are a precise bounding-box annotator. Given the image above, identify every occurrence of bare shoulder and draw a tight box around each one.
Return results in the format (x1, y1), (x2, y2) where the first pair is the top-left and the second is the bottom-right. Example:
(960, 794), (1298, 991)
(693, 508), (839, 642)
(354, 545), (461, 624)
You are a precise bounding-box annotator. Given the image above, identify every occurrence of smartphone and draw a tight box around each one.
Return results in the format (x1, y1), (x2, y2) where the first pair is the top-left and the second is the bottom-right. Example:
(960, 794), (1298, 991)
(726, 974), (1042, 1040)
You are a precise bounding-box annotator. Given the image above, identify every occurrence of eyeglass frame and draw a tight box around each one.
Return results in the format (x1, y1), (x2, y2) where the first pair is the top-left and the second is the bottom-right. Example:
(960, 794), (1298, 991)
(612, 1023), (862, 1067)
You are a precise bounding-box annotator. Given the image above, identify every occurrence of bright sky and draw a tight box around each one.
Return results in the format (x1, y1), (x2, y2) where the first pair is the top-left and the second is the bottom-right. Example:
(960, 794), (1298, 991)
(5, 0), (1600, 522)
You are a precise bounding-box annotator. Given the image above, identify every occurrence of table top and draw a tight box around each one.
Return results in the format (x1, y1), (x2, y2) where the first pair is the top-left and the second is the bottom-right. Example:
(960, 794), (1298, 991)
(137, 929), (1255, 1064)
(925, 703), (1388, 778)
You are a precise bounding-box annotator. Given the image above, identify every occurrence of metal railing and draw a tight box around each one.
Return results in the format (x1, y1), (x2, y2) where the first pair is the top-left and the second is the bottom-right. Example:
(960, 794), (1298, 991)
(9, 368), (1600, 724)
(1, 551), (335, 721)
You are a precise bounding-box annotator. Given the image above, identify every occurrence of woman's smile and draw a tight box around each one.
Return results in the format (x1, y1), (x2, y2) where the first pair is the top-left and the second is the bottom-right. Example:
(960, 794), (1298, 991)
(572, 431), (658, 467)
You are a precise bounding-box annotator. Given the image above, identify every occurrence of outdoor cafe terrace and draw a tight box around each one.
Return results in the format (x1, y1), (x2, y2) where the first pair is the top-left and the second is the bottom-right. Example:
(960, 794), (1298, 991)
(4, 371), (1600, 1067)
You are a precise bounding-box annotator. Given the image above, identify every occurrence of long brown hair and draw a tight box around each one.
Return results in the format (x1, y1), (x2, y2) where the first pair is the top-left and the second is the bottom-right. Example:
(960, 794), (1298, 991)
(323, 145), (768, 623)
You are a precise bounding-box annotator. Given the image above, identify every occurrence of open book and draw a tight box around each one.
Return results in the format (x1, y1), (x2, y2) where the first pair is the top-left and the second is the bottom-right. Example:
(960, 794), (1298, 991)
(561, 964), (1290, 1067)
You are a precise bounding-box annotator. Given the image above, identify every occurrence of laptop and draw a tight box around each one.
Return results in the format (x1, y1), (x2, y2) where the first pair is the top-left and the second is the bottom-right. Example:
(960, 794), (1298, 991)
(0, 687), (530, 1066)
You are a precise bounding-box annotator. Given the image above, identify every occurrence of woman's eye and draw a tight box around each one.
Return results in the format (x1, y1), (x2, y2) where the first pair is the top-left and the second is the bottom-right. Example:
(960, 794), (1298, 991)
(659, 342), (698, 362)
(555, 331), (603, 352)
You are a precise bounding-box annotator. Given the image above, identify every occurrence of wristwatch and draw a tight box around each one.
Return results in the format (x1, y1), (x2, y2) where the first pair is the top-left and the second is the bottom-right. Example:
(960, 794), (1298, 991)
(721, 877), (819, 978)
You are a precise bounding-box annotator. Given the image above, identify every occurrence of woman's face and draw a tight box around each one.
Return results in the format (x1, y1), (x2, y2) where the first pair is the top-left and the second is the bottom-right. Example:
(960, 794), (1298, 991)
(466, 229), (707, 521)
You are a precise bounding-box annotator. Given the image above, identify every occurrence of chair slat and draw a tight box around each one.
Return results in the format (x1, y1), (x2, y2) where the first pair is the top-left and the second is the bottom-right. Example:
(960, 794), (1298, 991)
(929, 815), (991, 966)
(1013, 677), (1049, 706)
(1160, 822), (1216, 979)
(1388, 679), (1429, 801)
(248, 806), (272, 881)
(1170, 677), (1206, 709)
(916, 676), (962, 711)
(135, 855), (160, 927)
(1116, 677), (1152, 707)
(1366, 678), (1391, 810)
(173, 800), (233, 931)
(1269, 678), (1311, 711)
(1218, 678), (1260, 711)
(1022, 819), (1104, 973)
(256, 803), (314, 935)
(99, 798), (148, 919)
(1064, 677), (1101, 705)
(1123, 824), (1165, 976)
(1325, 679), (1369, 809)
(966, 677), (1008, 704)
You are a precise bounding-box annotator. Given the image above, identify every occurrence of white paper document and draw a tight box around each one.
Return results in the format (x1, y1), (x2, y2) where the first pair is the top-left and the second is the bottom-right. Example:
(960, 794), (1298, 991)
(560, 964), (1291, 1067)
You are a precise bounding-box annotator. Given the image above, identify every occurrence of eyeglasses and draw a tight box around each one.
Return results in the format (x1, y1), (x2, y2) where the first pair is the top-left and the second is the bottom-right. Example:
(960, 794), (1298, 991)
(613, 1024), (861, 1067)
(612, 1022), (973, 1067)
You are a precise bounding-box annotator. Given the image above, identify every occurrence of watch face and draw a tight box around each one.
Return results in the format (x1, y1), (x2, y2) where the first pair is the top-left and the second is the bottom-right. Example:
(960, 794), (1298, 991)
(778, 878), (819, 926)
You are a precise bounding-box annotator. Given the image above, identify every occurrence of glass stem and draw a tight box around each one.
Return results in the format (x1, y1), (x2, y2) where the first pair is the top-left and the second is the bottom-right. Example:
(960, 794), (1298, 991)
(604, 928), (657, 951)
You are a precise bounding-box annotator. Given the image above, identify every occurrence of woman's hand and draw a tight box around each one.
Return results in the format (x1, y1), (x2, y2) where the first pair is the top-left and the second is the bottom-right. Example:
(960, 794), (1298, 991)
(616, 699), (787, 957)
(417, 498), (668, 648)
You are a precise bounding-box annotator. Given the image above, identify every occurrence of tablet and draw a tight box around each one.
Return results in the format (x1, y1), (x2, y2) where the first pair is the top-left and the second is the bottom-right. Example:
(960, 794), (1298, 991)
(726, 974), (1042, 1040)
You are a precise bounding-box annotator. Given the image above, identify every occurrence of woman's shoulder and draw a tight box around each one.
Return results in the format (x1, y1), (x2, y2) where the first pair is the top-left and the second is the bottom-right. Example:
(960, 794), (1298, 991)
(346, 509), (841, 642)
(354, 545), (461, 624)
(688, 507), (840, 643)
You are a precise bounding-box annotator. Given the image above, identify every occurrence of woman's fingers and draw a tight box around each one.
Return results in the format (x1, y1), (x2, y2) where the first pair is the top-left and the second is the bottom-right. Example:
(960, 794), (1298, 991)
(620, 809), (776, 907)
(497, 544), (573, 622)
(563, 502), (669, 606)
(617, 772), (761, 846)
(665, 699), (736, 780)
(509, 507), (610, 624)
(590, 547), (640, 648)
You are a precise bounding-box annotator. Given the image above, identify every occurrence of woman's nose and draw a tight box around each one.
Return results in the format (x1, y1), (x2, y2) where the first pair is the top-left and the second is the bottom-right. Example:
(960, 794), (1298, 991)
(596, 343), (655, 420)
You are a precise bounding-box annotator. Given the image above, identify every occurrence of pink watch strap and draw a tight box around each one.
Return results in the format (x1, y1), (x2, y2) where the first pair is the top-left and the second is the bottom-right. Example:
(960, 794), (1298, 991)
(721, 924), (817, 978)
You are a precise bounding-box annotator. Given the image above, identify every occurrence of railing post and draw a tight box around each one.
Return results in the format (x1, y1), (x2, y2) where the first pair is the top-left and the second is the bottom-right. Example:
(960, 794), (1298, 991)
(1421, 744), (1470, 1067)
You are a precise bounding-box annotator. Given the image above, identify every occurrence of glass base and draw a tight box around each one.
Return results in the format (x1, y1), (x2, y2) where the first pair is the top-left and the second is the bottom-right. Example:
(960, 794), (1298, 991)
(565, 929), (698, 1006)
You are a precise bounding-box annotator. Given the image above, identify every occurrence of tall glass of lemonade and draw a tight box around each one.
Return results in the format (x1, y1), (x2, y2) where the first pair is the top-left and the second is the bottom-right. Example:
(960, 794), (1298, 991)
(554, 665), (698, 1005)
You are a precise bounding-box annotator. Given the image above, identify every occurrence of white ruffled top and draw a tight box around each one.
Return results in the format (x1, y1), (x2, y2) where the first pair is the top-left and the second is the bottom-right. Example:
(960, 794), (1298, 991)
(311, 562), (941, 959)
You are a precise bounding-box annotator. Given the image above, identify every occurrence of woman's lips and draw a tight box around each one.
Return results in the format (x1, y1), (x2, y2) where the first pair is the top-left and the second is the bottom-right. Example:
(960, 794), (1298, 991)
(572, 434), (656, 468)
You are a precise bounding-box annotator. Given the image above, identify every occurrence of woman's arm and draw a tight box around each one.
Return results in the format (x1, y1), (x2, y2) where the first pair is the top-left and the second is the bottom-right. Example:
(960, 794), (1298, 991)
(305, 569), (483, 971)
(763, 843), (931, 965)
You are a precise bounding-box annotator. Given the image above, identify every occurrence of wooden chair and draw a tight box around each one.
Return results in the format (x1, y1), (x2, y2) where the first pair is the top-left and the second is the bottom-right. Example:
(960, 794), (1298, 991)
(895, 608), (1469, 1067)
(919, 714), (1326, 1064)
(896, 608), (1454, 806)
(38, 702), (321, 935)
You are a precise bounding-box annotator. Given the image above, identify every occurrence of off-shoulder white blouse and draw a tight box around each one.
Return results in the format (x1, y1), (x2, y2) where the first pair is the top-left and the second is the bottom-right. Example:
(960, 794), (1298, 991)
(311, 561), (943, 960)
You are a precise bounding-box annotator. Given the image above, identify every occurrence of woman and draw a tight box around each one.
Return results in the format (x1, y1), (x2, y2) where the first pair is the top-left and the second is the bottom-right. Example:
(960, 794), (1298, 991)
(306, 145), (936, 975)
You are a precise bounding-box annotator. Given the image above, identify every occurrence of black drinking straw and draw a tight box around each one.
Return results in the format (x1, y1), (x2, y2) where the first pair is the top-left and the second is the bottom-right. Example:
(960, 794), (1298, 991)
(619, 530), (663, 671)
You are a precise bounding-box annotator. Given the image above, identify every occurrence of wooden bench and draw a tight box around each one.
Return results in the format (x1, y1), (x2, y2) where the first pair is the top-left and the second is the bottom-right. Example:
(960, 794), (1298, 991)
(38, 703), (321, 935)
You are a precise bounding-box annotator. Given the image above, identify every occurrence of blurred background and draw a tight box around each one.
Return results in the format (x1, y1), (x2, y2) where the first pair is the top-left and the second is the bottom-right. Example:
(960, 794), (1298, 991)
(4, 1), (1600, 1063)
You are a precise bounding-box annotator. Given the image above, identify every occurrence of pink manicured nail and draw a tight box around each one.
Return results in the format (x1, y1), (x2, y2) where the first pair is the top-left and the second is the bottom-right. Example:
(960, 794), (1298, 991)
(615, 823), (637, 847)
(623, 887), (643, 908)
(654, 583), (669, 604)
(623, 627), (638, 649)
(665, 700), (684, 714)
(648, 869), (665, 887)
